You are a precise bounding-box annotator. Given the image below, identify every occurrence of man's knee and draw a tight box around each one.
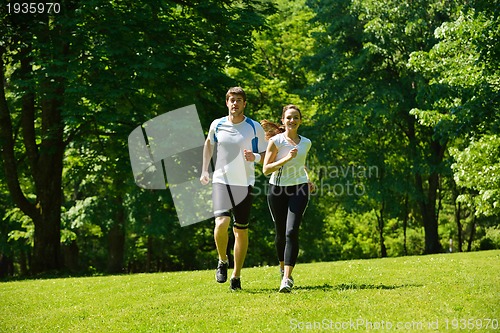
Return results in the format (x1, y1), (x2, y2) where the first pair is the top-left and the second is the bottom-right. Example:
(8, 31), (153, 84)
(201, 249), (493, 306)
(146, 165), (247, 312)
(233, 221), (249, 230)
(215, 216), (230, 230)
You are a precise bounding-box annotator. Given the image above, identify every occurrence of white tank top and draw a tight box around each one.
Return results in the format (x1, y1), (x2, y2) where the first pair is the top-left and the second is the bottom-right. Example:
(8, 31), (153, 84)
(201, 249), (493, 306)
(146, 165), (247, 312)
(269, 133), (311, 186)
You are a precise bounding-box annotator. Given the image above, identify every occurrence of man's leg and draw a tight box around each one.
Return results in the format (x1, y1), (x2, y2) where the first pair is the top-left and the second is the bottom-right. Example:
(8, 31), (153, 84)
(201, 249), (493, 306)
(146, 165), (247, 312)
(231, 227), (248, 279)
(214, 216), (230, 262)
(229, 186), (253, 287)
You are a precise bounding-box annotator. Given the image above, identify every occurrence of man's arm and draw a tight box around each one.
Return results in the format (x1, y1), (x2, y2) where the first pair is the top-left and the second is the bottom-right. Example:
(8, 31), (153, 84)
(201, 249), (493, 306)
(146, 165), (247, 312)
(243, 150), (265, 164)
(200, 137), (213, 185)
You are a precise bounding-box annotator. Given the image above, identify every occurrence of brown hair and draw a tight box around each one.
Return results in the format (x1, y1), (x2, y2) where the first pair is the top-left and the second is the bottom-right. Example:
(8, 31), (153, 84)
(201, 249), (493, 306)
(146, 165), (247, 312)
(282, 104), (302, 119)
(260, 120), (285, 140)
(260, 104), (302, 140)
(226, 87), (246, 101)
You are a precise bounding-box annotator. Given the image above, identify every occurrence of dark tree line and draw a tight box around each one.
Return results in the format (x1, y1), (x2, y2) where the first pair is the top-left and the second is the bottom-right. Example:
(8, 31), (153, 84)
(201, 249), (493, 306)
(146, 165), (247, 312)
(1, 0), (498, 277)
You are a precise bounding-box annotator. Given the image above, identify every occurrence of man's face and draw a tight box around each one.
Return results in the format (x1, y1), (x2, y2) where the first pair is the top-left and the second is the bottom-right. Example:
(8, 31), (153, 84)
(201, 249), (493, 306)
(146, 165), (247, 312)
(226, 94), (246, 117)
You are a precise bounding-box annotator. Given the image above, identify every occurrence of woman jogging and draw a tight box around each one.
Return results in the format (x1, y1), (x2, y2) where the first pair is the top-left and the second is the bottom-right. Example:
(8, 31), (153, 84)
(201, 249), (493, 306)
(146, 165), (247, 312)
(261, 104), (313, 293)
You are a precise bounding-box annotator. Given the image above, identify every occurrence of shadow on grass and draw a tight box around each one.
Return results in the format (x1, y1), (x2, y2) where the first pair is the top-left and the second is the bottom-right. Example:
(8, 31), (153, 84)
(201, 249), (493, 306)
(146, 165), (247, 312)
(243, 282), (423, 294)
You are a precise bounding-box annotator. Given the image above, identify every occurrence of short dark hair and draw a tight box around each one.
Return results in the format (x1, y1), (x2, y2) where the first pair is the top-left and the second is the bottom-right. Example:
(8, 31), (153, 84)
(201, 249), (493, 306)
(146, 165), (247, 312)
(226, 87), (246, 101)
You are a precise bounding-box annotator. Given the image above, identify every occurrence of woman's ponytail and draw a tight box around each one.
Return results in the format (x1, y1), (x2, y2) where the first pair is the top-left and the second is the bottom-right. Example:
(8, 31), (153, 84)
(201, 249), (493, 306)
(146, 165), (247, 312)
(260, 120), (284, 140)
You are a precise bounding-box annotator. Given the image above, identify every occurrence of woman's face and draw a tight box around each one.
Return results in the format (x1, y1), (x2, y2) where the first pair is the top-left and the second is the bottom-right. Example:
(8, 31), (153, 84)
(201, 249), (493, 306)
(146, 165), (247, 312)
(282, 109), (302, 131)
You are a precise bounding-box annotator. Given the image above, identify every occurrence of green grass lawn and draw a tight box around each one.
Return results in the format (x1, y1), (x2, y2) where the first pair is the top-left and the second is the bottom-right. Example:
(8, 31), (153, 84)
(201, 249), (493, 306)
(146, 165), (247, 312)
(1, 250), (499, 332)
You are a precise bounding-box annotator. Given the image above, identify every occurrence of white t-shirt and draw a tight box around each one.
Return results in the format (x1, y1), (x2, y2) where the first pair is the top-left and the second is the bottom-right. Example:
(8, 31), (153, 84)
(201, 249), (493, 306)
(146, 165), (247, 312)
(269, 133), (311, 186)
(208, 116), (267, 186)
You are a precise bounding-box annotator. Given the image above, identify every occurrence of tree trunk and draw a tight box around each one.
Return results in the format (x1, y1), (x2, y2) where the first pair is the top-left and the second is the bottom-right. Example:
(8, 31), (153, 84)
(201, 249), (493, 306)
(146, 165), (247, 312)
(32, 107), (65, 273)
(29, 141), (64, 273)
(19, 250), (29, 276)
(147, 235), (153, 273)
(32, 213), (62, 273)
(146, 207), (153, 273)
(416, 172), (443, 254)
(0, 21), (67, 274)
(0, 254), (14, 278)
(467, 214), (476, 252)
(31, 34), (66, 273)
(375, 206), (387, 258)
(455, 202), (463, 252)
(414, 138), (445, 255)
(0, 47), (40, 225)
(107, 223), (125, 274)
(451, 182), (463, 252)
(62, 241), (80, 273)
(402, 196), (409, 256)
(107, 196), (125, 274)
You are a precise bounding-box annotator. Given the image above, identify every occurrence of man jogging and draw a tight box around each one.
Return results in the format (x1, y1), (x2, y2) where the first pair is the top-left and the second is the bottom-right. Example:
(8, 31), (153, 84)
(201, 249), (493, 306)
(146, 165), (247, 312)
(200, 87), (267, 291)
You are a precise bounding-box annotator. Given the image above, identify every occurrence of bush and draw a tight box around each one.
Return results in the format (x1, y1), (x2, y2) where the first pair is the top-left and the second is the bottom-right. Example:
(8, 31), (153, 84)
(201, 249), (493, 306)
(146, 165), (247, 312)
(479, 226), (500, 250)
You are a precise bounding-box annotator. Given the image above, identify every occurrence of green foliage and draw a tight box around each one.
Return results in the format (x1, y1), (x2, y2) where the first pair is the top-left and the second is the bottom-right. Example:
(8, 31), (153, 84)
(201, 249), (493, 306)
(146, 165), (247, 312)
(408, 4), (500, 221)
(318, 208), (379, 260)
(1, 0), (499, 276)
(303, 0), (499, 256)
(227, 0), (320, 121)
(408, 7), (500, 140)
(0, 0), (276, 275)
(386, 227), (426, 257)
(478, 226), (500, 250)
(450, 135), (500, 217)
(4, 208), (34, 246)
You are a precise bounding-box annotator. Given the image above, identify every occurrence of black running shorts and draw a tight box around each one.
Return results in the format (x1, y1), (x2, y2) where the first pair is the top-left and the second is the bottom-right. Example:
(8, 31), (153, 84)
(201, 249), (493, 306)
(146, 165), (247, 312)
(212, 183), (254, 229)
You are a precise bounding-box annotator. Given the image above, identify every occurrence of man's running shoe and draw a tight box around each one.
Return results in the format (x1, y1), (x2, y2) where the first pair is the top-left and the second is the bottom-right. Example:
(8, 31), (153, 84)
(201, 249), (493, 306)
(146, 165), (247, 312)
(279, 278), (294, 293)
(230, 277), (242, 291)
(215, 260), (228, 283)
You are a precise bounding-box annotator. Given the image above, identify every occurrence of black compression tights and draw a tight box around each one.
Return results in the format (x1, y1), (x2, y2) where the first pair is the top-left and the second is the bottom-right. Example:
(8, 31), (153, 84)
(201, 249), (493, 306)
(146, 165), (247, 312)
(267, 183), (309, 267)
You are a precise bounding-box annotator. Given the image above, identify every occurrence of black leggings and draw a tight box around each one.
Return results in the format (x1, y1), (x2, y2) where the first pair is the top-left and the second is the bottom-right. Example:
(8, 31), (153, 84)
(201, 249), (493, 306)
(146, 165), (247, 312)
(267, 183), (309, 267)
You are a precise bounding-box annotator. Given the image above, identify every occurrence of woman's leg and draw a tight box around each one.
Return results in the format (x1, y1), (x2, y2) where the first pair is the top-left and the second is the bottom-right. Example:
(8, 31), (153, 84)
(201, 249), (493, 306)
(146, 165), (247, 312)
(267, 185), (289, 265)
(283, 183), (309, 278)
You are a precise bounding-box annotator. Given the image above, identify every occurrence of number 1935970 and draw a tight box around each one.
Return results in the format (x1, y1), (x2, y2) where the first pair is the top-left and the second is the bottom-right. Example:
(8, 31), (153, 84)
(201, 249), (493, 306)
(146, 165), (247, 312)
(7, 3), (61, 14)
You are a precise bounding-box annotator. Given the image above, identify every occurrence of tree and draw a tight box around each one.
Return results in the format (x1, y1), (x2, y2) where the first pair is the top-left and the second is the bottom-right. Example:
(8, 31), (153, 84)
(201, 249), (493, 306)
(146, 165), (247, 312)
(451, 135), (500, 218)
(0, 0), (274, 274)
(1, 7), (70, 272)
(303, 0), (473, 254)
(227, 0), (320, 119)
(408, 3), (500, 247)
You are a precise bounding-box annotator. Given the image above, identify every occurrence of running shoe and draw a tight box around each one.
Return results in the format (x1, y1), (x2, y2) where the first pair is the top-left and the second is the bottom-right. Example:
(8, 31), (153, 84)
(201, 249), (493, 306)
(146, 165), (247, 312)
(230, 277), (242, 291)
(215, 260), (228, 283)
(279, 278), (294, 293)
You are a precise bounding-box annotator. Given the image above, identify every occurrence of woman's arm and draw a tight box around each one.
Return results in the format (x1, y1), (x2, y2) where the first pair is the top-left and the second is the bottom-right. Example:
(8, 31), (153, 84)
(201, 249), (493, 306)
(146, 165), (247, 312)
(262, 140), (297, 176)
(304, 165), (316, 192)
